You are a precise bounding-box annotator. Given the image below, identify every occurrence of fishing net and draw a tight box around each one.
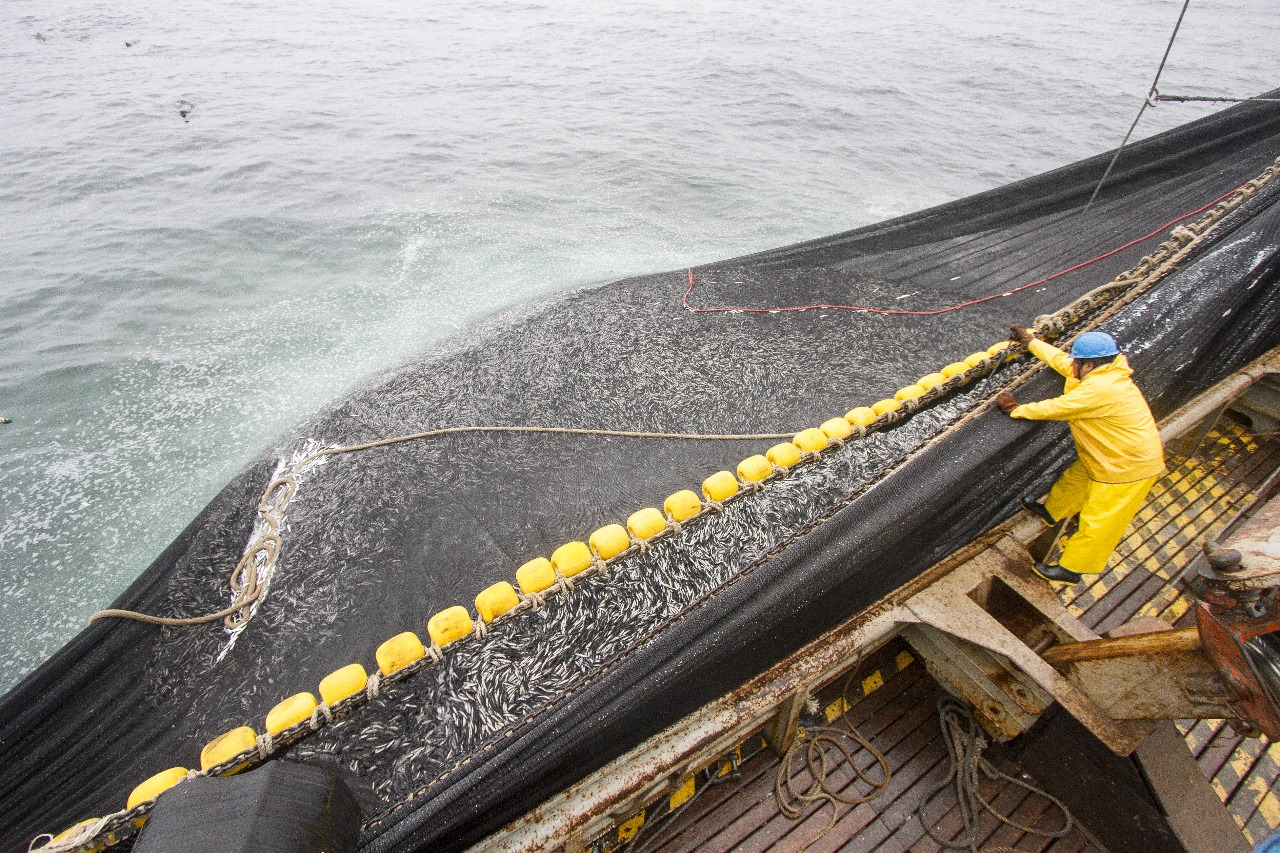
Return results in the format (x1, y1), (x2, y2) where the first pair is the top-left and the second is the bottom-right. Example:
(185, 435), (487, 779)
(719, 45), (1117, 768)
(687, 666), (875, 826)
(5, 93), (1280, 852)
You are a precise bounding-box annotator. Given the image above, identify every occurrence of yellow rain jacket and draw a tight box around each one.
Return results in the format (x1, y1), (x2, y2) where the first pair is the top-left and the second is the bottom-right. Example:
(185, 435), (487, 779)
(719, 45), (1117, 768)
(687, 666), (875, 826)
(1010, 339), (1164, 484)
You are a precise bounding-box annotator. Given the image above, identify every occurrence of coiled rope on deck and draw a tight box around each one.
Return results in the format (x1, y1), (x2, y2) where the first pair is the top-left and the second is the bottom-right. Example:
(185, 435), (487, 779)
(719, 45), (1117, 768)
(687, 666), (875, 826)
(89, 425), (795, 629)
(918, 698), (1072, 853)
(774, 668), (892, 831)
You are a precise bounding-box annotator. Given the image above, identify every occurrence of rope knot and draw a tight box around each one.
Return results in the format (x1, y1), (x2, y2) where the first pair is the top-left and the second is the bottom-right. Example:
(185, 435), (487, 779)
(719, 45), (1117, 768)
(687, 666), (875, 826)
(309, 701), (334, 729)
(365, 671), (383, 701)
(28, 814), (115, 853)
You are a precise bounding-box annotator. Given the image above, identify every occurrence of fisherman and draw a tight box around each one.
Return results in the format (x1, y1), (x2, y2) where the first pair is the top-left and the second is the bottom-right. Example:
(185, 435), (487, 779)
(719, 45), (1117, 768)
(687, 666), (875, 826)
(994, 326), (1165, 584)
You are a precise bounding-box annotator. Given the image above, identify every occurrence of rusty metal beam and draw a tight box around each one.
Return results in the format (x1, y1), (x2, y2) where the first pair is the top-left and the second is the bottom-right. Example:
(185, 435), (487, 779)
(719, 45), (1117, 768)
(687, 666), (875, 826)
(763, 692), (806, 756)
(1134, 722), (1252, 853)
(1042, 626), (1202, 666)
(1040, 624), (1239, 724)
(896, 538), (1153, 754)
(1157, 346), (1280, 445)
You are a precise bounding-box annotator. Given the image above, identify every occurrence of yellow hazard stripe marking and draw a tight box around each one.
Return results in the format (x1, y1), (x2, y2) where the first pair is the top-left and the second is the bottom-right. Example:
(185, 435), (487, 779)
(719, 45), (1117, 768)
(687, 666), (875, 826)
(822, 656), (913, 722)
(1254, 777), (1280, 831)
(669, 776), (696, 810)
(862, 670), (884, 696)
(617, 811), (645, 841)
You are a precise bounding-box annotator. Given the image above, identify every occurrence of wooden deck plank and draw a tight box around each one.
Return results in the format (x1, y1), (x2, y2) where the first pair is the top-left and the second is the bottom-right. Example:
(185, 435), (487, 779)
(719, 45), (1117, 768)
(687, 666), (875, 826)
(642, 668), (922, 853)
(1198, 722), (1246, 785)
(1043, 834), (1094, 853)
(982, 773), (1076, 853)
(820, 726), (960, 853)
(1062, 428), (1277, 621)
(646, 662), (932, 853)
(1183, 718), (1228, 759)
(730, 675), (947, 852)
(642, 661), (1106, 853)
(784, 724), (952, 852)
(638, 752), (775, 853)
(1089, 560), (1187, 635)
(1217, 734), (1270, 809)
(1084, 478), (1244, 631)
(842, 817), (907, 853)
(645, 660), (926, 840)
(638, 750), (777, 846)
(913, 791), (1026, 853)
(910, 768), (1056, 853)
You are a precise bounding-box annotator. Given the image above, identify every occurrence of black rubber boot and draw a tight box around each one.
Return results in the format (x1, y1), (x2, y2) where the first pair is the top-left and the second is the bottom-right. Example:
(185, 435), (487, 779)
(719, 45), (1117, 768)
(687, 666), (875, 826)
(1032, 562), (1083, 584)
(1021, 497), (1056, 526)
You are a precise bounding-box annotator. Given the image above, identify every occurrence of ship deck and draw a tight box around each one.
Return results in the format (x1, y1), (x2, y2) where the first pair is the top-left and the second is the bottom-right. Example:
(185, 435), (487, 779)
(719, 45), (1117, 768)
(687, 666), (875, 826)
(618, 421), (1280, 853)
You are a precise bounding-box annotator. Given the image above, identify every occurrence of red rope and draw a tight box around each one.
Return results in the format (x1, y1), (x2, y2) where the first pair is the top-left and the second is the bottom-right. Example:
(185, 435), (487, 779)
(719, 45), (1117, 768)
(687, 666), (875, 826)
(682, 184), (1242, 317)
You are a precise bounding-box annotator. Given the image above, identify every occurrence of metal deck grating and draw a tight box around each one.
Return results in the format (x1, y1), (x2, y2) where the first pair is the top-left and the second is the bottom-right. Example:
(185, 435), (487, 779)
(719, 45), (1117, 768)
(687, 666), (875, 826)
(1052, 424), (1280, 847)
(1060, 425), (1280, 633)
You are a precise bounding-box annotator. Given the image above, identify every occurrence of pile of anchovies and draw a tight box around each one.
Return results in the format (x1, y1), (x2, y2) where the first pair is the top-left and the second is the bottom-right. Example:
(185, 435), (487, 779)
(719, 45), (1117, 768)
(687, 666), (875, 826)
(286, 381), (990, 821)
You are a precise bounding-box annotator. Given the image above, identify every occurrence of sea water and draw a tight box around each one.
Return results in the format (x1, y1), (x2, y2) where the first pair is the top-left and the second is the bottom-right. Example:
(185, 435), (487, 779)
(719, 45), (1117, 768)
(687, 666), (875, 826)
(1, 0), (1276, 690)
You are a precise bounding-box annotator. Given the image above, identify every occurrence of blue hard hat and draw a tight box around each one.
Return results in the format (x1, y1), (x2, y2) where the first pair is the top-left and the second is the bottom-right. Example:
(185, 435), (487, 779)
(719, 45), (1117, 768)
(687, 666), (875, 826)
(1070, 332), (1119, 359)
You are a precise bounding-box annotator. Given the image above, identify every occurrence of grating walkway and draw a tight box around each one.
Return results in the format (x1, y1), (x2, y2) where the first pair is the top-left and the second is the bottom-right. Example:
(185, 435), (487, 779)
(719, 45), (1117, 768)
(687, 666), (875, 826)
(1060, 424), (1280, 633)
(1059, 423), (1280, 847)
(617, 423), (1280, 853)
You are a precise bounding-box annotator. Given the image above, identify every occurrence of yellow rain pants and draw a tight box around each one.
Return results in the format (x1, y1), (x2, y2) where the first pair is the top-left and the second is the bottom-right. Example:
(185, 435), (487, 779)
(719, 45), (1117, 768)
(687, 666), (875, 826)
(1042, 460), (1159, 574)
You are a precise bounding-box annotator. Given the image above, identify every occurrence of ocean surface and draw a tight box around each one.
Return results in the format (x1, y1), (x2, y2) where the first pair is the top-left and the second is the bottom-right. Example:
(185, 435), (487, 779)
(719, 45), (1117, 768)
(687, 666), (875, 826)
(1, 0), (1276, 691)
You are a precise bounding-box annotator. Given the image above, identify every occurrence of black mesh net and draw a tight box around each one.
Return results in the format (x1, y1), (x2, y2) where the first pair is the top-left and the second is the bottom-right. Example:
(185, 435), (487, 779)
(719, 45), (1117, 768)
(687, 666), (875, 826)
(5, 95), (1280, 852)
